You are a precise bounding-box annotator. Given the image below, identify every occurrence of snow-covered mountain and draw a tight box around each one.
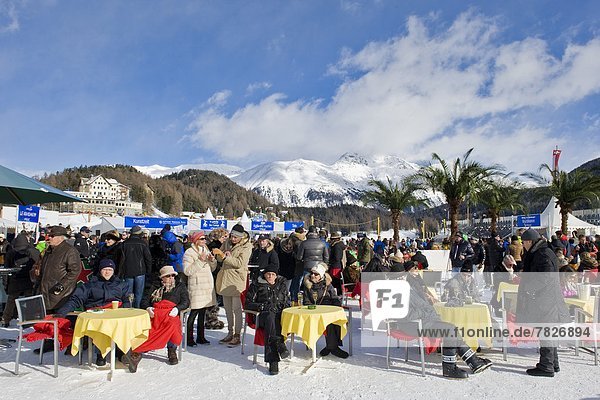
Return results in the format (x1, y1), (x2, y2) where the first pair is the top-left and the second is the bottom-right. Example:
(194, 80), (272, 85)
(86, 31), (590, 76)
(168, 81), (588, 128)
(231, 153), (423, 207)
(133, 163), (243, 178)
(134, 153), (432, 207)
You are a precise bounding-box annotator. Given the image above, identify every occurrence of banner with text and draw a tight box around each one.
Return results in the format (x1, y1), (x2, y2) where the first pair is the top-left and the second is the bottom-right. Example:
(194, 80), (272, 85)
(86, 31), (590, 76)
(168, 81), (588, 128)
(124, 216), (188, 229)
(17, 205), (40, 223)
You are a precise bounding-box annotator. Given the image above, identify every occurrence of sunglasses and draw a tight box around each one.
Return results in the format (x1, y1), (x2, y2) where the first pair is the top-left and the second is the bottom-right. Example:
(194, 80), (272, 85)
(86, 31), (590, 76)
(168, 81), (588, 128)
(198, 237), (206, 240)
(310, 272), (321, 276)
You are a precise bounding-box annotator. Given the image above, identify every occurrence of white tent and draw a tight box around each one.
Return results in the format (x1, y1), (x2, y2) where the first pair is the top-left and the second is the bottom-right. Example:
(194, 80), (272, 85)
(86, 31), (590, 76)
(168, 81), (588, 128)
(541, 197), (599, 237)
(88, 216), (126, 233)
(204, 208), (214, 220)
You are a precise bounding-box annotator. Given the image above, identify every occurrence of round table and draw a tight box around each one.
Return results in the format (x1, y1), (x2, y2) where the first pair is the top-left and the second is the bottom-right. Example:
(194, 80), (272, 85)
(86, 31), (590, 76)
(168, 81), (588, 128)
(433, 302), (493, 349)
(496, 282), (519, 302)
(71, 308), (151, 378)
(565, 296), (597, 319)
(281, 305), (348, 362)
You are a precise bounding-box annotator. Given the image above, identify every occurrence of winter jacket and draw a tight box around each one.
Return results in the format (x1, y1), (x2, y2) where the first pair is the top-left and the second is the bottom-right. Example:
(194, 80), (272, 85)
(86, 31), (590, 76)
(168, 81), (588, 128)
(73, 233), (91, 259)
(141, 279), (190, 311)
(296, 233), (329, 272)
(302, 273), (341, 306)
(328, 239), (346, 270)
(450, 240), (474, 270)
(57, 275), (131, 314)
(249, 240), (280, 271)
(95, 241), (123, 273)
(442, 274), (480, 302)
(4, 233), (40, 294)
(357, 237), (374, 264)
(508, 240), (523, 262)
(516, 239), (570, 324)
(38, 240), (82, 311)
(411, 251), (429, 270)
(276, 238), (297, 280)
(216, 233), (252, 297)
(163, 231), (184, 273)
(183, 244), (217, 309)
(484, 238), (504, 272)
(245, 275), (289, 313)
(119, 235), (152, 278)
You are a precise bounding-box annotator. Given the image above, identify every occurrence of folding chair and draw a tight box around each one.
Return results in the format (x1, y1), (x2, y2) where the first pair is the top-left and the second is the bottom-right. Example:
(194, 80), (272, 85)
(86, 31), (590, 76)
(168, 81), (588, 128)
(178, 307), (191, 361)
(241, 308), (264, 365)
(14, 295), (59, 378)
(574, 295), (599, 365)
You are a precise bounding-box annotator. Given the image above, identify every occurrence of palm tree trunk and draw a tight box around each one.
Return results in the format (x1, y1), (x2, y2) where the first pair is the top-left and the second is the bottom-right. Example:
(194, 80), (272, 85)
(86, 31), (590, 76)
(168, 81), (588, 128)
(561, 209), (569, 235)
(449, 200), (460, 238)
(490, 210), (498, 234)
(391, 210), (400, 242)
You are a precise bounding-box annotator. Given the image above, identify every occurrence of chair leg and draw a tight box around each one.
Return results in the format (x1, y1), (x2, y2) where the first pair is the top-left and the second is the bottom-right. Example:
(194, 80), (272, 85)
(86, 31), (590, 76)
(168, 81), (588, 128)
(386, 324), (391, 369)
(348, 309), (353, 356)
(78, 338), (83, 365)
(241, 315), (247, 355)
(418, 336), (425, 376)
(39, 340), (44, 365)
(405, 340), (408, 362)
(178, 315), (184, 361)
(53, 323), (58, 378)
(14, 328), (23, 375)
(253, 343), (258, 365)
(87, 337), (93, 366)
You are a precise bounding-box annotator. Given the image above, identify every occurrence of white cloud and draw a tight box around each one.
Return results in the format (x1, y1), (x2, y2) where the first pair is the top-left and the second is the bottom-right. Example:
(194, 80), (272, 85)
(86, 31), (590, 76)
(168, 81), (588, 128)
(245, 81), (272, 96)
(186, 11), (600, 173)
(0, 0), (19, 33)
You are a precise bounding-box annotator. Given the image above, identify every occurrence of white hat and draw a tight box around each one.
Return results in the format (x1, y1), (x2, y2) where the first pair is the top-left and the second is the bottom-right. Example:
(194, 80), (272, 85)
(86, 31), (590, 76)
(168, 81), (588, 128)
(159, 265), (178, 278)
(310, 263), (327, 279)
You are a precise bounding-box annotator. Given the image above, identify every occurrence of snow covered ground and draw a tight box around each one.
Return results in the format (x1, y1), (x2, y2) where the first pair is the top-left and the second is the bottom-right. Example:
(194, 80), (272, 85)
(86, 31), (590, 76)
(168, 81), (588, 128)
(0, 304), (598, 400)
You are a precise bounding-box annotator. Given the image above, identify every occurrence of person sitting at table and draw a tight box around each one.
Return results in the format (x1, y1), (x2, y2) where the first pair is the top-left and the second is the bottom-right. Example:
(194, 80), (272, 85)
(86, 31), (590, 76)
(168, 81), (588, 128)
(124, 265), (190, 373)
(559, 265), (578, 298)
(244, 264), (290, 375)
(404, 261), (438, 305)
(489, 255), (517, 315)
(393, 272), (493, 379)
(442, 260), (480, 303)
(302, 262), (349, 359)
(55, 258), (131, 366)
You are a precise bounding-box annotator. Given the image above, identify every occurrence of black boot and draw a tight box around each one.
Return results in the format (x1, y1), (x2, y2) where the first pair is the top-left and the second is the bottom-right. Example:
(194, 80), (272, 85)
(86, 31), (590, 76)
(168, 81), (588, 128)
(187, 336), (197, 347)
(269, 361), (279, 375)
(458, 345), (492, 374)
(442, 347), (469, 379)
(277, 341), (290, 359)
(95, 354), (107, 367)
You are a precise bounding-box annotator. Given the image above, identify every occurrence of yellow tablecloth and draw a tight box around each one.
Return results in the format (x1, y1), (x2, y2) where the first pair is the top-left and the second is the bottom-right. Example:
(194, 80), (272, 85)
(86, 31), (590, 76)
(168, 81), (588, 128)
(281, 305), (347, 349)
(496, 282), (519, 302)
(565, 296), (597, 318)
(433, 302), (493, 349)
(71, 308), (151, 357)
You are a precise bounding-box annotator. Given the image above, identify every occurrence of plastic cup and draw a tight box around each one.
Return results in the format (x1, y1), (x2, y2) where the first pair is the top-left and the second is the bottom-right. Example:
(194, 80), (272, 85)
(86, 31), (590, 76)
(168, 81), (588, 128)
(112, 301), (119, 309)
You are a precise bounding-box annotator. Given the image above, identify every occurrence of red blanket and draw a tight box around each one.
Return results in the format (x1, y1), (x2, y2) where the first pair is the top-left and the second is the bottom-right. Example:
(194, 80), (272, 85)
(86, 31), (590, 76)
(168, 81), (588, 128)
(133, 300), (182, 353)
(23, 316), (73, 350)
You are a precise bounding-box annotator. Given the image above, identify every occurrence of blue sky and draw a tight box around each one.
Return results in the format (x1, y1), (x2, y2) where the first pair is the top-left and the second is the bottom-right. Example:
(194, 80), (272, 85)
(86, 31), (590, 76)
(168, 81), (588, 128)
(1, 0), (599, 176)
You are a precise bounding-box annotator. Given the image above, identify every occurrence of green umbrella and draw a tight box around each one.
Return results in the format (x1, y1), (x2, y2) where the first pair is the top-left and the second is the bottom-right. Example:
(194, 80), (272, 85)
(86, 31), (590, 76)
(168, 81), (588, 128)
(0, 164), (86, 205)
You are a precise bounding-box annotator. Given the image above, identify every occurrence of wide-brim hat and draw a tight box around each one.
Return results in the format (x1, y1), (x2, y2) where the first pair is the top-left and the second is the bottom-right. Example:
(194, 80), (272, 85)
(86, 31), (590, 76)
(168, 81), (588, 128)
(159, 265), (178, 278)
(50, 225), (70, 238)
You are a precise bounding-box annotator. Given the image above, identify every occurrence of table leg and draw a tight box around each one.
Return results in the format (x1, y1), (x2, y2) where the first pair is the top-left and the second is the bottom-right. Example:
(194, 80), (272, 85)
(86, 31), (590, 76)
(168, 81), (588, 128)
(290, 333), (294, 359)
(312, 346), (316, 363)
(109, 340), (116, 381)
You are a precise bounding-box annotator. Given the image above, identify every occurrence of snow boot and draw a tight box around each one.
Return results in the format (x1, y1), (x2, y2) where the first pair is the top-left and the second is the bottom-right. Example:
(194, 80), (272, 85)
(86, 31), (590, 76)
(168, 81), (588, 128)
(167, 347), (178, 365)
(458, 345), (492, 374)
(227, 334), (241, 347)
(526, 367), (554, 377)
(269, 361), (279, 375)
(442, 347), (469, 379)
(219, 332), (234, 344)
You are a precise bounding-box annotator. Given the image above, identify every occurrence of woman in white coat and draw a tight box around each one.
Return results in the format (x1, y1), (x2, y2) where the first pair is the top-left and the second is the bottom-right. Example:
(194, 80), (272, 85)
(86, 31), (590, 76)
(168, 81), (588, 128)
(183, 231), (217, 346)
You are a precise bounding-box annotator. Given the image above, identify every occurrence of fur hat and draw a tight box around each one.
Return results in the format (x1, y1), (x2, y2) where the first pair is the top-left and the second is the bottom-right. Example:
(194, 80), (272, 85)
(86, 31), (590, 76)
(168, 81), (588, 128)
(159, 265), (178, 278)
(521, 228), (541, 242)
(262, 264), (279, 276)
(230, 224), (245, 238)
(310, 262), (327, 279)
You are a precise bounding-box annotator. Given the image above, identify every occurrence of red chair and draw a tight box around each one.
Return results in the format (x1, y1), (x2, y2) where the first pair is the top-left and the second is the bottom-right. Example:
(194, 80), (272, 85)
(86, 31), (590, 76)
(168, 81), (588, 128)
(240, 290), (265, 364)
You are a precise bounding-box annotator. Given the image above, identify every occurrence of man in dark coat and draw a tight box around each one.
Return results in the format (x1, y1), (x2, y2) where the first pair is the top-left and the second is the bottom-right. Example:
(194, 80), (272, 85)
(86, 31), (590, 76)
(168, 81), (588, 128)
(2, 232), (40, 327)
(119, 225), (152, 308)
(249, 234), (279, 283)
(296, 225), (329, 273)
(450, 232), (474, 272)
(38, 226), (82, 313)
(244, 264), (290, 375)
(328, 232), (346, 294)
(73, 226), (92, 259)
(411, 250), (429, 270)
(516, 229), (570, 377)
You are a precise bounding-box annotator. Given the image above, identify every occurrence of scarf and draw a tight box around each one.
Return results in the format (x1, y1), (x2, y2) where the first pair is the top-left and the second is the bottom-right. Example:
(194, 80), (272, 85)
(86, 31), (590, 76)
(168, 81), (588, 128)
(150, 280), (176, 304)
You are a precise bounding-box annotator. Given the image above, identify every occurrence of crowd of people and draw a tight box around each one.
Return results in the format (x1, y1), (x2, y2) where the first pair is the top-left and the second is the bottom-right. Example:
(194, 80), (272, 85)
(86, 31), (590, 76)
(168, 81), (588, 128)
(0, 223), (598, 378)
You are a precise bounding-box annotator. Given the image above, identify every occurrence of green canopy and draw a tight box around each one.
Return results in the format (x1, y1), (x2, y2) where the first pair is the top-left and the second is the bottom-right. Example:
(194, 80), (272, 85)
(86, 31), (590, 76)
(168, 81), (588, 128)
(0, 164), (86, 205)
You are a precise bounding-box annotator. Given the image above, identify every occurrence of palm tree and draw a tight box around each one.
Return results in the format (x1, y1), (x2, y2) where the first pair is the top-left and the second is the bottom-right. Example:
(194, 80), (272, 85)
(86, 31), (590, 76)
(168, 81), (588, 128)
(477, 178), (525, 234)
(523, 164), (600, 234)
(413, 148), (503, 238)
(363, 177), (428, 242)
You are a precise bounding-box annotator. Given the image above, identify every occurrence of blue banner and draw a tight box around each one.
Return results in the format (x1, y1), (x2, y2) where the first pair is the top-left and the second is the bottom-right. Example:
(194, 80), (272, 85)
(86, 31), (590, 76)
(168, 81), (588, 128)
(201, 219), (228, 230)
(284, 221), (304, 231)
(17, 205), (40, 223)
(124, 216), (188, 229)
(251, 221), (274, 231)
(516, 214), (541, 228)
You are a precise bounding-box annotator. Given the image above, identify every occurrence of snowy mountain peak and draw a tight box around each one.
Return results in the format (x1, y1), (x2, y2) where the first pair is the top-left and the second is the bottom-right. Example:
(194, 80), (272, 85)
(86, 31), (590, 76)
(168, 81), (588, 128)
(336, 152), (370, 166)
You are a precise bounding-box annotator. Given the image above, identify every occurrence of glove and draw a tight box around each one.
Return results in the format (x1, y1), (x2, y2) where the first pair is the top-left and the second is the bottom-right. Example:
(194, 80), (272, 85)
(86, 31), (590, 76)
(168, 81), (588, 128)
(212, 248), (225, 262)
(146, 307), (155, 318)
(169, 307), (179, 317)
(51, 283), (65, 295)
